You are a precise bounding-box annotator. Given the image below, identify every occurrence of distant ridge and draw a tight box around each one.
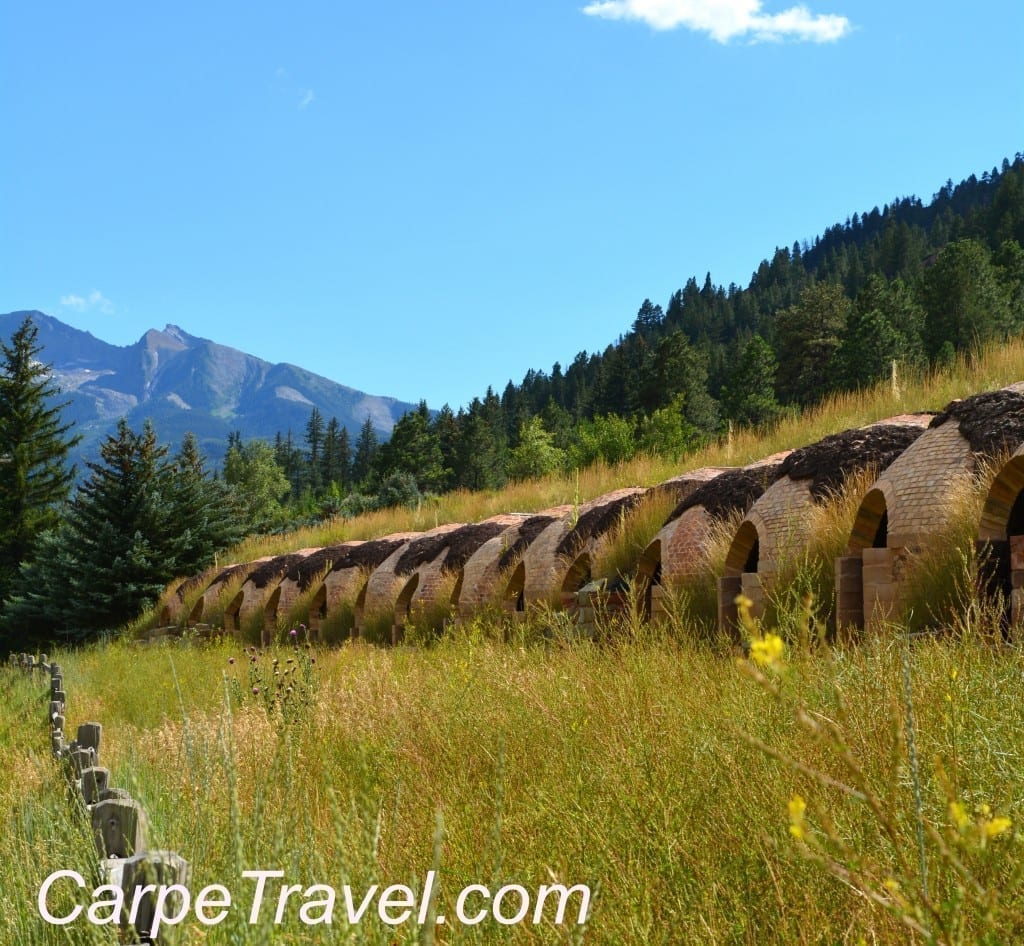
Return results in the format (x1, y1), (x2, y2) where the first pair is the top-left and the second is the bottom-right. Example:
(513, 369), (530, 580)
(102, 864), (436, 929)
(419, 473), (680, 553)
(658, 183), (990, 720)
(0, 310), (420, 468)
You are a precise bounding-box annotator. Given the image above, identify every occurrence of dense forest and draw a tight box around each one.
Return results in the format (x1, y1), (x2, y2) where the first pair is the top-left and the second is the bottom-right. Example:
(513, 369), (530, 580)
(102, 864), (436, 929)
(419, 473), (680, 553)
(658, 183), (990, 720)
(1, 154), (1022, 647)
(256, 154), (1024, 517)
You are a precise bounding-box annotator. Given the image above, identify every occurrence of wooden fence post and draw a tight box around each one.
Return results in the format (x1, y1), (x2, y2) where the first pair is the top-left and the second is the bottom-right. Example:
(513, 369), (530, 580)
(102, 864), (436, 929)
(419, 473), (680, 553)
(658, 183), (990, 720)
(110, 852), (192, 944)
(76, 723), (102, 761)
(92, 796), (148, 859)
(80, 767), (110, 805)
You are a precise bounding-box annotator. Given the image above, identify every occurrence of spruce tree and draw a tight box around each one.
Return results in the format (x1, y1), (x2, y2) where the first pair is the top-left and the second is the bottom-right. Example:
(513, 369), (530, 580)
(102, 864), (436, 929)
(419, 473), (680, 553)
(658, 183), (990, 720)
(168, 432), (243, 575)
(351, 415), (379, 488)
(4, 418), (187, 641)
(0, 316), (81, 604)
(65, 419), (185, 633)
(305, 407), (325, 493)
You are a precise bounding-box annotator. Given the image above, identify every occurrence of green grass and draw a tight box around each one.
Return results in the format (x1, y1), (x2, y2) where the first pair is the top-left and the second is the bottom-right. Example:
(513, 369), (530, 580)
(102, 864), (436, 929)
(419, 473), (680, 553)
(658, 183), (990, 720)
(6, 626), (1024, 944)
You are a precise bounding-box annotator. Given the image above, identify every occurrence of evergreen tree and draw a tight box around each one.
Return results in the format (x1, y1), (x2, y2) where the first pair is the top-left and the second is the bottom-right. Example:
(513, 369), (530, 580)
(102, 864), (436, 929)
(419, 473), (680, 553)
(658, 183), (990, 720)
(385, 401), (444, 493)
(922, 239), (1011, 358)
(351, 415), (379, 488)
(168, 432), (243, 575)
(304, 407), (325, 493)
(836, 275), (925, 389)
(432, 405), (461, 493)
(0, 316), (81, 605)
(321, 417), (350, 490)
(3, 419), (188, 640)
(273, 430), (304, 497)
(720, 334), (784, 427)
(67, 419), (187, 632)
(774, 282), (850, 405)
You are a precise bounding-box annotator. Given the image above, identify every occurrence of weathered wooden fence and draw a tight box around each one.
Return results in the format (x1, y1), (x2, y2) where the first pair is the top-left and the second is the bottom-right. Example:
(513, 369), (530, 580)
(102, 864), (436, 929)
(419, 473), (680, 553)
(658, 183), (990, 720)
(12, 651), (190, 945)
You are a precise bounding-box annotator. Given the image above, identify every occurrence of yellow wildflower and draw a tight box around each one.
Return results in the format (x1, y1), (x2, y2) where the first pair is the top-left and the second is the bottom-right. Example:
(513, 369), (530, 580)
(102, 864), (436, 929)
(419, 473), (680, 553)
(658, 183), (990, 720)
(750, 633), (785, 668)
(949, 800), (970, 833)
(788, 795), (807, 840)
(984, 816), (1012, 838)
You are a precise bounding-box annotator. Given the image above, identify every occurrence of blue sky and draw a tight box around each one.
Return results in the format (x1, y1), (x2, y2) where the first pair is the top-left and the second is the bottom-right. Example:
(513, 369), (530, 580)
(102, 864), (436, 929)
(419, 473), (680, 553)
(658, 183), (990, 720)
(3, 0), (1021, 411)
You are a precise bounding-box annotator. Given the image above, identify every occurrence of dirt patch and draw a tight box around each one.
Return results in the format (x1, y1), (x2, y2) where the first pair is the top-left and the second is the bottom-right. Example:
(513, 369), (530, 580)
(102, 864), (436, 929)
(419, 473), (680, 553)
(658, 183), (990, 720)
(327, 538), (410, 575)
(248, 553), (312, 590)
(556, 492), (648, 557)
(440, 521), (514, 575)
(930, 389), (1024, 458)
(497, 515), (560, 573)
(666, 464), (784, 524)
(780, 423), (927, 500)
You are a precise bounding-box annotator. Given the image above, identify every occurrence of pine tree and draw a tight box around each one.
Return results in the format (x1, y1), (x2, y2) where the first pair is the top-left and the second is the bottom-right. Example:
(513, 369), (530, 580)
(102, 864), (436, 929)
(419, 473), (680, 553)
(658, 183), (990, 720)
(721, 334), (784, 427)
(304, 407), (325, 493)
(69, 419), (188, 632)
(0, 316), (81, 604)
(922, 239), (1011, 358)
(321, 417), (350, 490)
(3, 419), (188, 641)
(351, 416), (379, 488)
(168, 432), (243, 575)
(385, 401), (444, 493)
(774, 282), (850, 405)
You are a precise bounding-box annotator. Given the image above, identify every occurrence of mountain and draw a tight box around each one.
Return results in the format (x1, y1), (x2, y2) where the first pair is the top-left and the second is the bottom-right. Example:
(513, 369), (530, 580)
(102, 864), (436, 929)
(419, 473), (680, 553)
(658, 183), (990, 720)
(0, 311), (419, 469)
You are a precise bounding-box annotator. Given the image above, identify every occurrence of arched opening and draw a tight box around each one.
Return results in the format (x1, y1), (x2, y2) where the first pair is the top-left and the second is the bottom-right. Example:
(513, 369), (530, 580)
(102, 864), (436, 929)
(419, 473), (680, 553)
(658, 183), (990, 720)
(188, 597), (205, 624)
(849, 489), (889, 553)
(560, 554), (592, 613)
(308, 585), (327, 637)
(158, 605), (171, 626)
(635, 539), (662, 620)
(503, 562), (526, 613)
(353, 581), (369, 637)
(264, 587), (282, 630)
(561, 554), (592, 595)
(1008, 489), (1024, 536)
(726, 520), (761, 575)
(223, 592), (243, 632)
(744, 539), (759, 574)
(393, 573), (420, 644)
(872, 510), (889, 549)
(449, 571), (465, 613)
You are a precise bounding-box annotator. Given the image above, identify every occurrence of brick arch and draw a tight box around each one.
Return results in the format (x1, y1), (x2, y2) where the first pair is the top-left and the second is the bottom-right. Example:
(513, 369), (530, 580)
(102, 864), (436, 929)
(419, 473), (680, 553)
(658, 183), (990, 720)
(223, 591), (244, 631)
(979, 451), (1024, 542)
(848, 485), (894, 553)
(353, 580), (370, 631)
(449, 571), (465, 612)
(503, 562), (526, 613)
(263, 586), (282, 632)
(636, 538), (661, 584)
(725, 519), (762, 576)
(561, 553), (592, 596)
(393, 573), (421, 644)
(308, 584), (327, 636)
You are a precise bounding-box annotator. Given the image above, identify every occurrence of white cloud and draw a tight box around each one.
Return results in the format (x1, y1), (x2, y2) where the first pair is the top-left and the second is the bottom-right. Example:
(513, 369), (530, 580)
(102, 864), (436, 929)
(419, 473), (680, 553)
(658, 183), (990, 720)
(299, 88), (315, 109)
(60, 289), (114, 314)
(581, 0), (851, 43)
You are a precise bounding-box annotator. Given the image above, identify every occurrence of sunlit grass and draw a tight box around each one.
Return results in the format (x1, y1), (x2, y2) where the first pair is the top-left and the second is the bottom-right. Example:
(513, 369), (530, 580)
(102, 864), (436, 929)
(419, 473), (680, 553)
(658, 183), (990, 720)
(8, 626), (1024, 943)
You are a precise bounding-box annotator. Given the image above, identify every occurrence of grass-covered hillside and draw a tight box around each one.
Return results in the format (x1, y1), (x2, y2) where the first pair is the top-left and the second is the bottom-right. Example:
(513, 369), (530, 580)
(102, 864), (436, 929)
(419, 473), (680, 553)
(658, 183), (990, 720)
(8, 344), (1024, 945)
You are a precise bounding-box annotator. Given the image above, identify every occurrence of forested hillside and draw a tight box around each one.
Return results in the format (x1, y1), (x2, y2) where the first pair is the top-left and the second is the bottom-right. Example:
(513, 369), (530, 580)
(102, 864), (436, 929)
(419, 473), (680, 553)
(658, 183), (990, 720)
(261, 154), (1024, 514)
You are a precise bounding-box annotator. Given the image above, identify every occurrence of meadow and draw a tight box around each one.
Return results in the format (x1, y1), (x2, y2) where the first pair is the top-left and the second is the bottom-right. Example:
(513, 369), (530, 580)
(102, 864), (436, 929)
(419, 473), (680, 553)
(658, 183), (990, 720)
(6, 344), (1024, 944)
